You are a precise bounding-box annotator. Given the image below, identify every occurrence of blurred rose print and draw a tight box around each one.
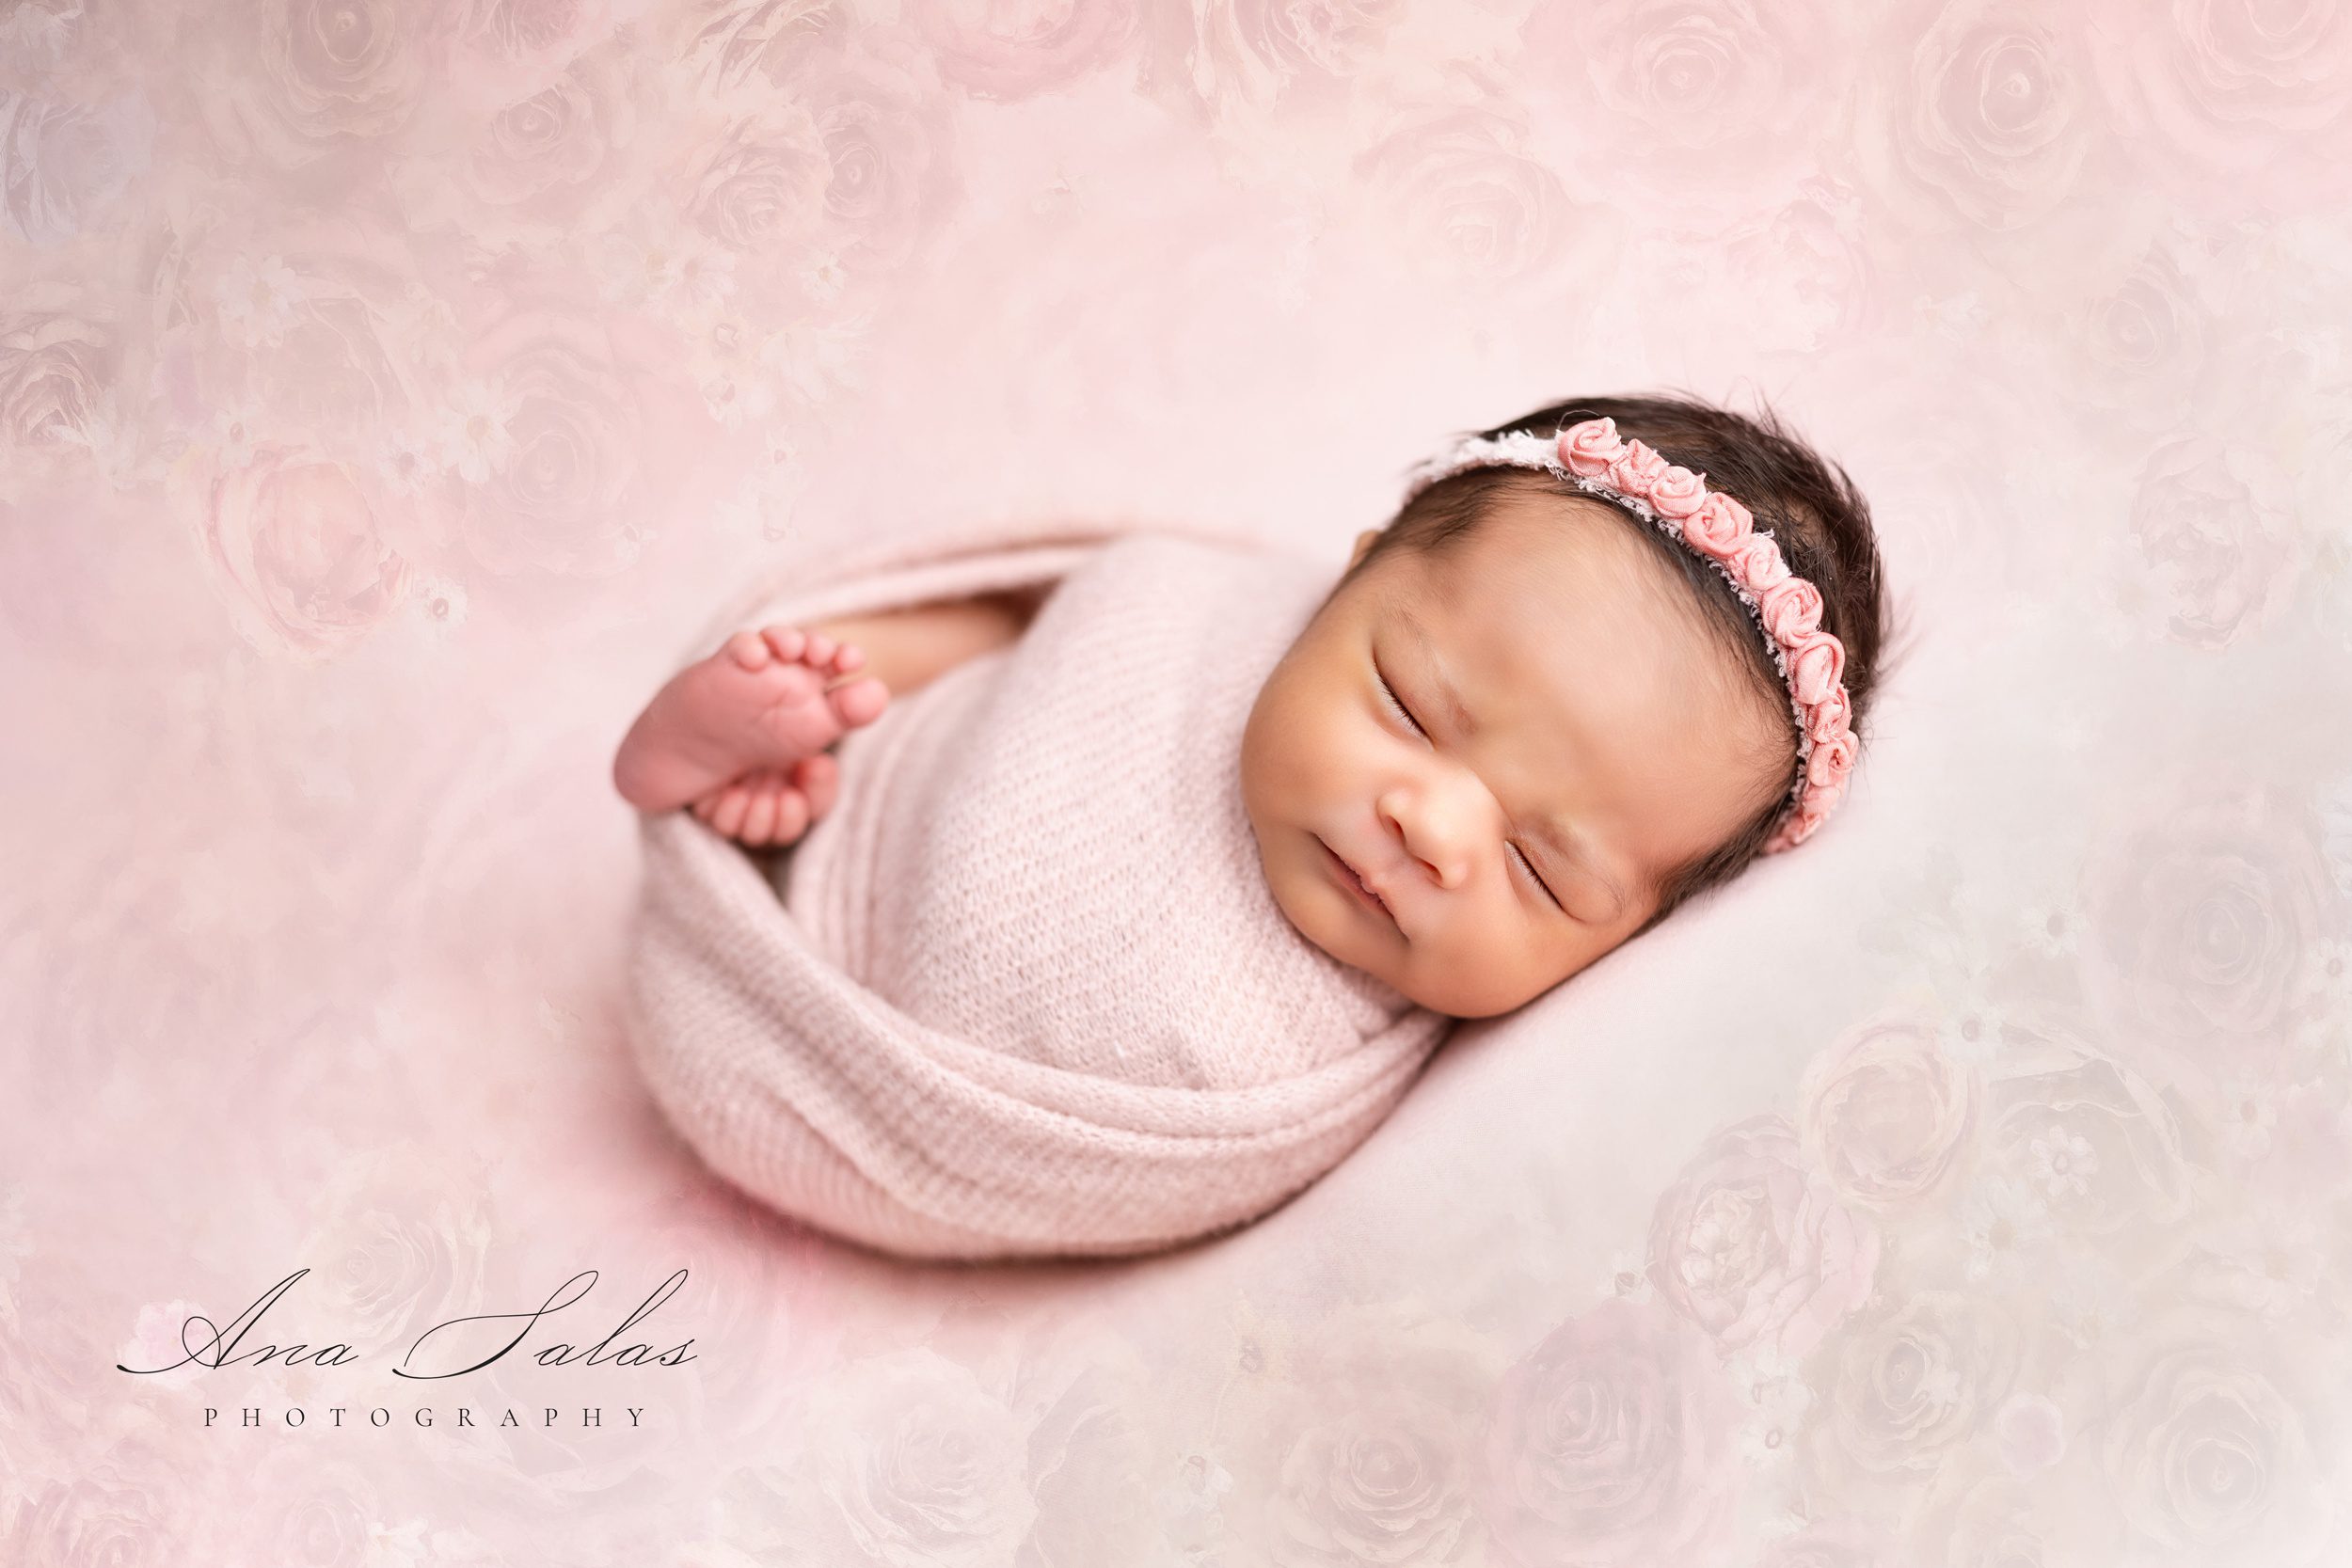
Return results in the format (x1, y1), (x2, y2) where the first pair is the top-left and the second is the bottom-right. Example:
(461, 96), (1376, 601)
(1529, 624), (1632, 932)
(115, 1298), (209, 1387)
(198, 0), (453, 168)
(248, 1450), (380, 1568)
(0, 284), (120, 492)
(1851, 0), (2097, 232)
(1518, 0), (1854, 213)
(1807, 1291), (2021, 1486)
(1750, 1513), (1901, 1567)
(1140, 0), (1399, 119)
(465, 47), (639, 217)
(2122, 434), (2296, 650)
(468, 0), (612, 62)
(145, 209), (444, 491)
(1475, 1299), (1742, 1568)
(0, 1417), (212, 1561)
(259, 247), (431, 454)
(671, 0), (849, 93)
(1258, 1400), (1476, 1565)
(10, 839), (273, 1113)
(2085, 788), (2338, 1082)
(0, 1474), (174, 1568)
(0, 87), (154, 245)
(453, 309), (653, 578)
(296, 1144), (493, 1361)
(1979, 1024), (2195, 1245)
(2088, 1300), (2339, 1565)
(191, 445), (412, 657)
(0, 1275), (105, 1489)
(1352, 87), (1565, 284)
(1630, 197), (1865, 367)
(684, 101), (829, 253)
(771, 1347), (1038, 1563)
(916, 0), (1136, 103)
(1666, 184), (1871, 357)
(1229, 0), (1397, 78)
(1020, 1386), (1158, 1568)
(2068, 240), (2212, 415)
(270, 1487), (370, 1568)
(1225, 1307), (1495, 1567)
(0, 0), (84, 77)
(798, 32), (959, 274)
(1645, 1115), (1881, 1364)
(1798, 1019), (1979, 1214)
(2087, 0), (2352, 214)
(1896, 1457), (2056, 1564)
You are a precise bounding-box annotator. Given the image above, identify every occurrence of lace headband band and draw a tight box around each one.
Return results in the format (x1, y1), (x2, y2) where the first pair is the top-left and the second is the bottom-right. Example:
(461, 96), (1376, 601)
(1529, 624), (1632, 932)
(1398, 417), (1857, 852)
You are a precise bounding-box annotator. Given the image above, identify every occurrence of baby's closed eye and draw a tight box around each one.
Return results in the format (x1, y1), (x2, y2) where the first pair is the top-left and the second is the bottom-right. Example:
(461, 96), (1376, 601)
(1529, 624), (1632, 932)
(1375, 667), (1422, 736)
(1375, 664), (1564, 911)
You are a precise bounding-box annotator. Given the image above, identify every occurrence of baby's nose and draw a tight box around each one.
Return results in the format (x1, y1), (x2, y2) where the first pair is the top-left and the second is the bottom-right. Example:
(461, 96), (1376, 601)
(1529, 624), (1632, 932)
(1380, 785), (1476, 890)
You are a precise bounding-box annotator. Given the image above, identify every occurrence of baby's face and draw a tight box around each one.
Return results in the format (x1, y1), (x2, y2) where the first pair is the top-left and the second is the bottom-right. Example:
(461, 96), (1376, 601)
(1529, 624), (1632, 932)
(1240, 493), (1790, 1018)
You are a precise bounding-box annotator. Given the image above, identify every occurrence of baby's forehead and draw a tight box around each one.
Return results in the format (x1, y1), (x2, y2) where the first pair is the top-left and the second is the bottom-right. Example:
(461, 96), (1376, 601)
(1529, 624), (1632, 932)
(1390, 504), (1785, 740)
(1403, 498), (1689, 638)
(1430, 493), (1750, 639)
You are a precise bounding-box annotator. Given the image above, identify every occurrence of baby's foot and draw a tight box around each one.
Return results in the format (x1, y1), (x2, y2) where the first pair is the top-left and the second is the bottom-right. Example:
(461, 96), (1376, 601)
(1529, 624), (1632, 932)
(690, 752), (843, 847)
(612, 626), (889, 817)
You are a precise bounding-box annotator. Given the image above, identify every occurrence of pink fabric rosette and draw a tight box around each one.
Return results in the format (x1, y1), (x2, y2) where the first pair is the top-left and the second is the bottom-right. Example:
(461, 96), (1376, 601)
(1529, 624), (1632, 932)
(1805, 686), (1851, 744)
(1806, 730), (1859, 787)
(1757, 578), (1824, 643)
(1645, 464), (1708, 520)
(1607, 438), (1669, 497)
(1727, 534), (1788, 593)
(1681, 492), (1754, 558)
(1558, 420), (1627, 476)
(1788, 631), (1845, 706)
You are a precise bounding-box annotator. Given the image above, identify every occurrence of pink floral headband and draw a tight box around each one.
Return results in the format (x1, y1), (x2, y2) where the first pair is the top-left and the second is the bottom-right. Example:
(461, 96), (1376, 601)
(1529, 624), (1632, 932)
(1399, 417), (1857, 852)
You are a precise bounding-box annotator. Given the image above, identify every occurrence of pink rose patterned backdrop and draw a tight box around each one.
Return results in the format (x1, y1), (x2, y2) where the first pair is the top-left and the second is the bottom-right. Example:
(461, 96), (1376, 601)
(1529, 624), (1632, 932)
(7, 0), (2352, 1562)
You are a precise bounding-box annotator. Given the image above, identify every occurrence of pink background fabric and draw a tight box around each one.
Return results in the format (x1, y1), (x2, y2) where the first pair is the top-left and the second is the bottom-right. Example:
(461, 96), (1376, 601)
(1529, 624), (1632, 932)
(7, 1), (2352, 1562)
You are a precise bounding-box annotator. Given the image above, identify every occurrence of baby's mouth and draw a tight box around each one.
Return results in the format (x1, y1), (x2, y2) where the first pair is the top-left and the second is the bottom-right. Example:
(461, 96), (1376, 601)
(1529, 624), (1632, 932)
(1319, 837), (1393, 922)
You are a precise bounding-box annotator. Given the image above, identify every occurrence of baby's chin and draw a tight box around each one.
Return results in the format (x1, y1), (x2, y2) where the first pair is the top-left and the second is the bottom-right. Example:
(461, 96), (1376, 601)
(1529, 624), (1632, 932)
(1256, 853), (1415, 998)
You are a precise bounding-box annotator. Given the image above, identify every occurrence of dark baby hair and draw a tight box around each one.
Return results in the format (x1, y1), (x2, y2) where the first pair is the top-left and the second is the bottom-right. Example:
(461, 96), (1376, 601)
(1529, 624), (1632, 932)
(1351, 390), (1891, 927)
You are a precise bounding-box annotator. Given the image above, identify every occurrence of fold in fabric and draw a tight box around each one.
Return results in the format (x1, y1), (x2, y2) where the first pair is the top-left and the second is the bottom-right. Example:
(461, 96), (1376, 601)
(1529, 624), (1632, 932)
(625, 521), (1453, 1260)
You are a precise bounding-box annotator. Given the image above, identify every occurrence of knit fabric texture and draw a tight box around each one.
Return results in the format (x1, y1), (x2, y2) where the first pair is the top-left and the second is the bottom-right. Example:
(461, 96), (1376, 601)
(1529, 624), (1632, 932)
(626, 526), (1454, 1261)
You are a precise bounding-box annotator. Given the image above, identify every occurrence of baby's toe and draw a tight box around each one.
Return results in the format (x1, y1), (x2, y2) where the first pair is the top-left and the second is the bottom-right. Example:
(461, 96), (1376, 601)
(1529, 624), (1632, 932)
(723, 630), (771, 672)
(758, 626), (806, 664)
(769, 785), (812, 844)
(830, 674), (889, 730)
(739, 780), (781, 844)
(707, 783), (753, 838)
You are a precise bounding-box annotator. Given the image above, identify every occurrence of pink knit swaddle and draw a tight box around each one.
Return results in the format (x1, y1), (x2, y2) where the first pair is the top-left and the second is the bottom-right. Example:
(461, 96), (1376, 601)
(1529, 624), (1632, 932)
(627, 526), (1453, 1261)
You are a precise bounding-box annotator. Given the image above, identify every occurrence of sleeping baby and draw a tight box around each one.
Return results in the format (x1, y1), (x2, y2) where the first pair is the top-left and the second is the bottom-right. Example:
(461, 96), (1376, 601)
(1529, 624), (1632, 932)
(614, 393), (1889, 1261)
